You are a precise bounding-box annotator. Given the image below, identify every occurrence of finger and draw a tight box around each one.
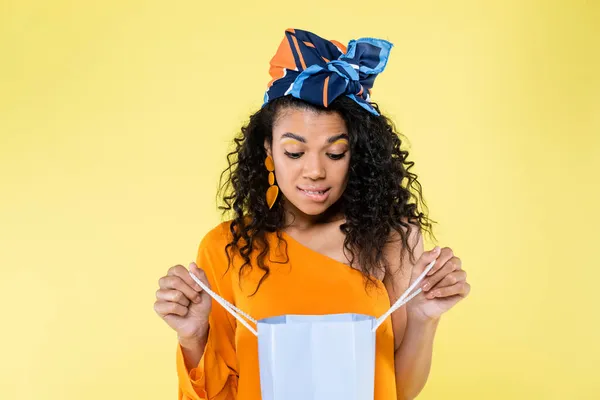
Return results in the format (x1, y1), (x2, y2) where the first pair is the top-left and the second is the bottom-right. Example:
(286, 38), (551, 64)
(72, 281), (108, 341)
(168, 264), (203, 292)
(158, 275), (201, 304)
(415, 246), (441, 276)
(189, 262), (211, 292)
(155, 289), (191, 307)
(427, 247), (454, 276)
(154, 300), (189, 317)
(430, 270), (467, 290)
(421, 257), (459, 292)
(426, 281), (471, 299)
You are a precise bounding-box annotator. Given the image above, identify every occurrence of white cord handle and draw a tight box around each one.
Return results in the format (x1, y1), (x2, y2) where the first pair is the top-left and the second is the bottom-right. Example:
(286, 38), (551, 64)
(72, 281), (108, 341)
(372, 259), (437, 331)
(188, 271), (258, 336)
(190, 256), (437, 336)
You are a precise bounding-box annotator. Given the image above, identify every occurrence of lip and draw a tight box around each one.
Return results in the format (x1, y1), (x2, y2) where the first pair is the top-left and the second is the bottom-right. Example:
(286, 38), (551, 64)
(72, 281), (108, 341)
(297, 187), (331, 202)
(298, 186), (330, 192)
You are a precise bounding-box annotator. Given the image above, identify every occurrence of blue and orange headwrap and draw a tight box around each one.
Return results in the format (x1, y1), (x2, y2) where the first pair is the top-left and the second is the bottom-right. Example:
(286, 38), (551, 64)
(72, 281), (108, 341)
(263, 28), (393, 116)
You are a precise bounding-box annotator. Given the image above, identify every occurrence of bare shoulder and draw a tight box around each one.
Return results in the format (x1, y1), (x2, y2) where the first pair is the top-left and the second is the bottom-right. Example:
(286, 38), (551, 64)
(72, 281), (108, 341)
(383, 219), (424, 279)
(382, 219), (425, 350)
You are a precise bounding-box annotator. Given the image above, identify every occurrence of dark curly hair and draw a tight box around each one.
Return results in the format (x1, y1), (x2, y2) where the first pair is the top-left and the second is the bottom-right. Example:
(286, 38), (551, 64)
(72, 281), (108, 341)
(217, 95), (436, 295)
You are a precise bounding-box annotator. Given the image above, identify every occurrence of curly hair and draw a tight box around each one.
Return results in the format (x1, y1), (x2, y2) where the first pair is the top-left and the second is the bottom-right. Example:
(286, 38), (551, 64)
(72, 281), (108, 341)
(217, 95), (436, 295)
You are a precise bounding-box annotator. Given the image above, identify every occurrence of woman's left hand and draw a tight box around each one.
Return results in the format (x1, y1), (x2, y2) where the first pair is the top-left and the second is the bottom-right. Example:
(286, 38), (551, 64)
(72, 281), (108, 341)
(406, 246), (471, 322)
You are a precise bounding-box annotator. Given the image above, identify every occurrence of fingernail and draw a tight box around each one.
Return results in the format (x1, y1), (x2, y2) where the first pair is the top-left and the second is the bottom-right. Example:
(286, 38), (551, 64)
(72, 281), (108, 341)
(195, 296), (202, 303)
(422, 281), (429, 291)
(427, 292), (436, 299)
(432, 246), (440, 255)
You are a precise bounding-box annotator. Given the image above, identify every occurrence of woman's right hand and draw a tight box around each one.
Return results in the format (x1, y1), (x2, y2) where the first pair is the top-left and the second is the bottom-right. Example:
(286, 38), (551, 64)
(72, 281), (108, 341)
(154, 262), (213, 342)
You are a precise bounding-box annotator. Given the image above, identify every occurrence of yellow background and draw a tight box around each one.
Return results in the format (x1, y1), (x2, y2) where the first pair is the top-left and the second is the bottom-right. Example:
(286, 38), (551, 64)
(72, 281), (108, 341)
(1, 1), (598, 399)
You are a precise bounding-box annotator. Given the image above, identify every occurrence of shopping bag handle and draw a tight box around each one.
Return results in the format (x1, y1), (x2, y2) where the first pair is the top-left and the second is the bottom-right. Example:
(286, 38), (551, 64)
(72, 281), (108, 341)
(188, 271), (259, 336)
(189, 257), (436, 336)
(372, 259), (436, 331)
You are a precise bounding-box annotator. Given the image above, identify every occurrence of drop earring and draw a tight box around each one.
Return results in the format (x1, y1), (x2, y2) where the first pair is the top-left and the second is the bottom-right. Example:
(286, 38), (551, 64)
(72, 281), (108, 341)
(265, 155), (279, 209)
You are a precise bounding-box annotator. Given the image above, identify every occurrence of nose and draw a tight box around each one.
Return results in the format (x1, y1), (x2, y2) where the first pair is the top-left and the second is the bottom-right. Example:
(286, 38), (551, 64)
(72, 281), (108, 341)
(302, 153), (326, 180)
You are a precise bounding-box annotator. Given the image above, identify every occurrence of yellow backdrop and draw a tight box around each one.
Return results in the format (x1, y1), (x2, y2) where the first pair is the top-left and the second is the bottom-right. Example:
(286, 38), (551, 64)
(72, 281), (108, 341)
(1, 1), (598, 399)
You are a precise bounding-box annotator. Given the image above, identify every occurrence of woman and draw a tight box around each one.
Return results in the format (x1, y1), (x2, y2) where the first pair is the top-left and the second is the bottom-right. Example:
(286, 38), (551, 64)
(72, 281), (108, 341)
(154, 29), (471, 400)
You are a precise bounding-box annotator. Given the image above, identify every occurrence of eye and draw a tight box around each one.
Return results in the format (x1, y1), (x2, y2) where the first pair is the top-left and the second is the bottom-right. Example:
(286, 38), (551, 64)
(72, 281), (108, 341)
(284, 150), (303, 159)
(327, 152), (347, 160)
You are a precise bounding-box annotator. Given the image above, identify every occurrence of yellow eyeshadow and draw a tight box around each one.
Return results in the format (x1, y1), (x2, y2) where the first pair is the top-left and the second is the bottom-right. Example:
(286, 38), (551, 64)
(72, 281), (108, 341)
(280, 139), (301, 145)
(280, 138), (348, 149)
(331, 139), (349, 146)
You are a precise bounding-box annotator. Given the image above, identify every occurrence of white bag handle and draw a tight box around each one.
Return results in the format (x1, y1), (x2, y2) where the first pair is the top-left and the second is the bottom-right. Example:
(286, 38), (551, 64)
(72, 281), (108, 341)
(372, 259), (436, 331)
(189, 258), (436, 336)
(188, 271), (259, 336)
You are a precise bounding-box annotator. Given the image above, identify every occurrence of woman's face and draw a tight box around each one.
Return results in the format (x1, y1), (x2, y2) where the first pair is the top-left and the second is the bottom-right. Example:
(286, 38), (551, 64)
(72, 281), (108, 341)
(267, 107), (351, 218)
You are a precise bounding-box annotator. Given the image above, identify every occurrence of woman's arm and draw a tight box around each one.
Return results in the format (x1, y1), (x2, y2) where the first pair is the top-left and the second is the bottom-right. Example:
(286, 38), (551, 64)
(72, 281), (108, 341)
(176, 224), (241, 400)
(385, 223), (471, 400)
(383, 224), (439, 400)
(178, 328), (209, 373)
(393, 315), (439, 400)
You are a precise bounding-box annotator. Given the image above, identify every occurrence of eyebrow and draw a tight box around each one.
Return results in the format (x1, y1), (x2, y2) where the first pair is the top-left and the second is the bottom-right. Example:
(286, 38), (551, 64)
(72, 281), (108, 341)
(280, 132), (349, 143)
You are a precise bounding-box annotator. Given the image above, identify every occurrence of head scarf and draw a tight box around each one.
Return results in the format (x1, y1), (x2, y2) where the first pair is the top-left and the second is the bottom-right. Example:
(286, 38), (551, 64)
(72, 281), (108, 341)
(263, 28), (393, 116)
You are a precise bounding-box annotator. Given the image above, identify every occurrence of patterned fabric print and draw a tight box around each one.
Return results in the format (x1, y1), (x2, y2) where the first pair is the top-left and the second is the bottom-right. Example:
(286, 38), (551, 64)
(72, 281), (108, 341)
(263, 28), (394, 116)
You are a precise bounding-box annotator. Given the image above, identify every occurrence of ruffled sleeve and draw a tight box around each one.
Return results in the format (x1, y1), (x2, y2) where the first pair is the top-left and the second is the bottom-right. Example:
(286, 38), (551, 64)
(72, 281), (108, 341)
(176, 223), (239, 400)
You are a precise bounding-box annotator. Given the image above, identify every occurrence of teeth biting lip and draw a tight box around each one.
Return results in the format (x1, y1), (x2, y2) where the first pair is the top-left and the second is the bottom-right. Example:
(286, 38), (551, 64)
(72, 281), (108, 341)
(298, 187), (330, 195)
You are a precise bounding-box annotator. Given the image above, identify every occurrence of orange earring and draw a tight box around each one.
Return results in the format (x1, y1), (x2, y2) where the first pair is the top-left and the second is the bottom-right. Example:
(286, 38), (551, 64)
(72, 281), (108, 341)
(265, 155), (279, 209)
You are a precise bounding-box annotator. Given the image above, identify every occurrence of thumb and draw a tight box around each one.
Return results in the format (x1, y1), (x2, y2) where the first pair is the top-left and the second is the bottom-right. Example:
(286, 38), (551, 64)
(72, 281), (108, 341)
(188, 262), (209, 291)
(188, 262), (213, 303)
(412, 246), (441, 279)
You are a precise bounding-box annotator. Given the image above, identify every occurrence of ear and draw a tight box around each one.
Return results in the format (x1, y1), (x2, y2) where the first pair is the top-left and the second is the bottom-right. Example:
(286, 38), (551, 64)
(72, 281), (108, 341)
(264, 139), (272, 157)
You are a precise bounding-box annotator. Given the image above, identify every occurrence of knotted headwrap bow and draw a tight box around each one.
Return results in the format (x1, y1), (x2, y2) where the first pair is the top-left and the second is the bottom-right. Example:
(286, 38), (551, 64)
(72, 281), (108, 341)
(263, 28), (393, 116)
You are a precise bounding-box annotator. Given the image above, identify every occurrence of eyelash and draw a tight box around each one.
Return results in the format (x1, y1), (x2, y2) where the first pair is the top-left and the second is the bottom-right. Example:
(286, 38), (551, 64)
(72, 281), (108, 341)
(284, 151), (347, 160)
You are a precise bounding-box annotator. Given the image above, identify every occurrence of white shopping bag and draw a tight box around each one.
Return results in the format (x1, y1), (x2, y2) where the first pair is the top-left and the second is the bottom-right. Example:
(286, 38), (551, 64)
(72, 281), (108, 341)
(189, 260), (434, 400)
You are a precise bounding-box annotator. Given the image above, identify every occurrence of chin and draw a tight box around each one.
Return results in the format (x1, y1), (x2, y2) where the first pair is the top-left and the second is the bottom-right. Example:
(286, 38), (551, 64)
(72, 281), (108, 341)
(297, 203), (331, 216)
(292, 196), (341, 217)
